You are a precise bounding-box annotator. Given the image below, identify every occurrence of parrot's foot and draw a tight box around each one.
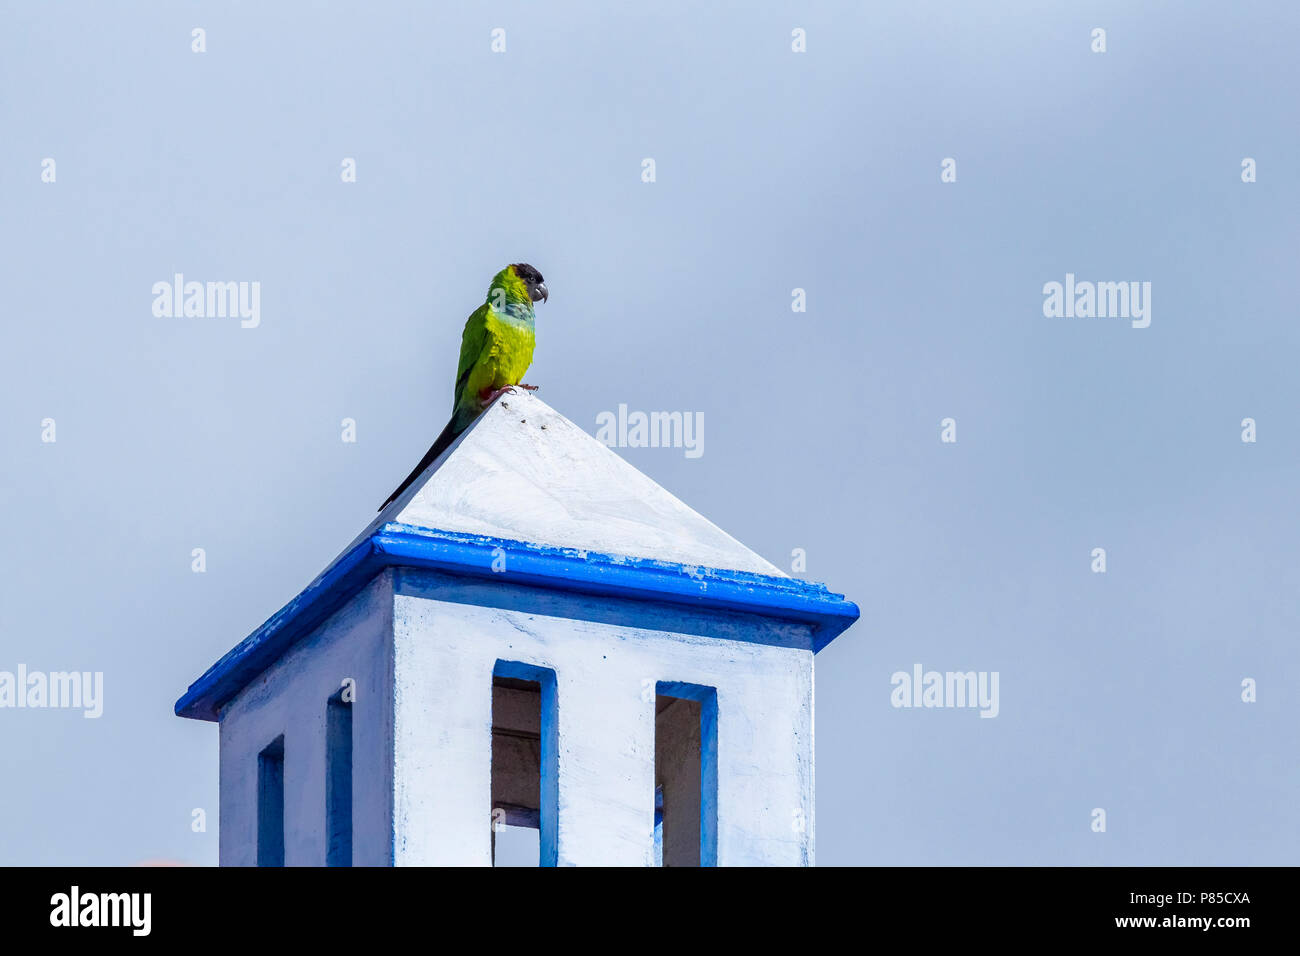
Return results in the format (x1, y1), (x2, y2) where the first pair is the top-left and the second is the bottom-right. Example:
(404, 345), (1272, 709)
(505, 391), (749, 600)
(479, 385), (517, 407)
(516, 383), (539, 391)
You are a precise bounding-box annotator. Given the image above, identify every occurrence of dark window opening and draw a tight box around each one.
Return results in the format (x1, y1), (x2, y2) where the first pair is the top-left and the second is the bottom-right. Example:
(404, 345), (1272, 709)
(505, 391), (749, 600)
(491, 662), (557, 866)
(654, 682), (718, 867)
(257, 735), (285, 867)
(326, 690), (352, 866)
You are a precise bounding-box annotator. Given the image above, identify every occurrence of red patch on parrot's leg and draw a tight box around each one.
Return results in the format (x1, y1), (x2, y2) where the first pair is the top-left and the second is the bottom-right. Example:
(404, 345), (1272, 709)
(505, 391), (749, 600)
(478, 385), (517, 407)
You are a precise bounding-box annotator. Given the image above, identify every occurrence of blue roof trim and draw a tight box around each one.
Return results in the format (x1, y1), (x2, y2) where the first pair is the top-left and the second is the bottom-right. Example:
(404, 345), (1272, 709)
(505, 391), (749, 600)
(175, 523), (860, 722)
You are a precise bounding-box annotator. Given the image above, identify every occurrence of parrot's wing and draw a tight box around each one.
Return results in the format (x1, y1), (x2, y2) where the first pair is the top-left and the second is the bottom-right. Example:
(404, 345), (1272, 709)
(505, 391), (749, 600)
(452, 303), (492, 410)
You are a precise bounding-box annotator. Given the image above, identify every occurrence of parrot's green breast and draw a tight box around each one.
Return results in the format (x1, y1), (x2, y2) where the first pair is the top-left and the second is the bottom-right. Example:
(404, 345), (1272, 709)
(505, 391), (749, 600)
(481, 311), (536, 388)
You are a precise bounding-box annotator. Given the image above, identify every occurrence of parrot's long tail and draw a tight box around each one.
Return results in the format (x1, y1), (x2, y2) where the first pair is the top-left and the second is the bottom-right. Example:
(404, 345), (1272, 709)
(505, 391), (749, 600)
(377, 416), (464, 511)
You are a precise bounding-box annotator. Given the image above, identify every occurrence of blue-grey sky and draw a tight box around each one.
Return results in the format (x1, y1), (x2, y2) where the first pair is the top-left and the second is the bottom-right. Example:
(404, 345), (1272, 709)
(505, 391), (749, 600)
(2, 1), (1297, 865)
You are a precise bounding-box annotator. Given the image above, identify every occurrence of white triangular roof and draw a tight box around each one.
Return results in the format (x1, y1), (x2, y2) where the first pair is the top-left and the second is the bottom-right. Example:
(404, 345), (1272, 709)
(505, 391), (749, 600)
(374, 392), (785, 577)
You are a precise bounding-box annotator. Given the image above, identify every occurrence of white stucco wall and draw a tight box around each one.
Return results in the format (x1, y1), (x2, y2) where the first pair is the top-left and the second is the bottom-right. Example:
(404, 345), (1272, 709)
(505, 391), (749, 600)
(217, 574), (395, 866)
(216, 570), (816, 866)
(390, 572), (815, 866)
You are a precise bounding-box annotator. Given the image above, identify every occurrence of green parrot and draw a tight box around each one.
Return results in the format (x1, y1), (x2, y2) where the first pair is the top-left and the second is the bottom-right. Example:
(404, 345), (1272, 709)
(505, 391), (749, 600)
(379, 263), (547, 510)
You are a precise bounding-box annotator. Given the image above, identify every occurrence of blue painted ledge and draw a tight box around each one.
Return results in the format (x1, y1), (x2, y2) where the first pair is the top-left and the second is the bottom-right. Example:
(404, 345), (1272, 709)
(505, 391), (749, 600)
(175, 523), (860, 722)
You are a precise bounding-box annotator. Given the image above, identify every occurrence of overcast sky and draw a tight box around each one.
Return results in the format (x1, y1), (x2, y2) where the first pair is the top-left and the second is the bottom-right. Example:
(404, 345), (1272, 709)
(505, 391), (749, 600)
(2, 1), (1297, 864)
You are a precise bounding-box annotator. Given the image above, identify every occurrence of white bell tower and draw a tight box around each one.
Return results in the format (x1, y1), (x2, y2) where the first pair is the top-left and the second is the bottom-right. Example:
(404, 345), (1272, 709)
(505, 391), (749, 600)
(175, 392), (859, 865)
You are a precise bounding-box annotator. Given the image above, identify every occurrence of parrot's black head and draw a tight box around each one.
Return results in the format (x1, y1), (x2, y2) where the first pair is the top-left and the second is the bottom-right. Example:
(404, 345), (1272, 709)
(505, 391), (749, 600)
(511, 263), (548, 303)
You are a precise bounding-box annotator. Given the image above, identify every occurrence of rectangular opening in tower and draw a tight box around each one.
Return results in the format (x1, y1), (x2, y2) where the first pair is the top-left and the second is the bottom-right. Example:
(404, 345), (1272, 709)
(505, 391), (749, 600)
(326, 690), (352, 866)
(491, 661), (558, 866)
(654, 682), (718, 867)
(257, 734), (285, 867)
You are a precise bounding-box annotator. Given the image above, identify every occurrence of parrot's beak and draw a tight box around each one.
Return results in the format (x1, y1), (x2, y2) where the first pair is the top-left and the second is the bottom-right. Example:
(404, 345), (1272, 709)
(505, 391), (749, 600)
(533, 282), (548, 304)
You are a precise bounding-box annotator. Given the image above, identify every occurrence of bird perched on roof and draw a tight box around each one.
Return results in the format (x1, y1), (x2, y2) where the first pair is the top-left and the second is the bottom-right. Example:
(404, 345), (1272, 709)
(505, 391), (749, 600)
(379, 263), (547, 510)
